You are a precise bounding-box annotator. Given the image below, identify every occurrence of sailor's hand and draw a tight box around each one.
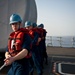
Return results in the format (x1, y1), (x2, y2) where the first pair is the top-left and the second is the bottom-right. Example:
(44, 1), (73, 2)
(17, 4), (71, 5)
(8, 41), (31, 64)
(5, 52), (11, 59)
(5, 54), (11, 59)
(4, 57), (15, 66)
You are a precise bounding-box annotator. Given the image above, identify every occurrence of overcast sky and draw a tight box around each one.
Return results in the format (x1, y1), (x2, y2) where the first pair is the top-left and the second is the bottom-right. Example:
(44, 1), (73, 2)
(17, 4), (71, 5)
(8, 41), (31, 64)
(35, 0), (75, 36)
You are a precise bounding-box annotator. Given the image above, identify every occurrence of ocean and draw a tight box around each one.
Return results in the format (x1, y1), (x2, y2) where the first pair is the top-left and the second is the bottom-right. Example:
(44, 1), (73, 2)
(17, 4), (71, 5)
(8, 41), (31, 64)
(46, 36), (75, 48)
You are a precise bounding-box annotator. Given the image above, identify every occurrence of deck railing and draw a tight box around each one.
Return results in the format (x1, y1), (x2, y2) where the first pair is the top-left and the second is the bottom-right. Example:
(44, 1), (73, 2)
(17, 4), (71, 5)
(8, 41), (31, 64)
(46, 36), (75, 48)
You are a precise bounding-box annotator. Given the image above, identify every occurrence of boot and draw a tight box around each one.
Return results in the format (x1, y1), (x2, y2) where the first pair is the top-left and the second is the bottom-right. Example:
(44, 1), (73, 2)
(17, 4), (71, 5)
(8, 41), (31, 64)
(30, 71), (33, 75)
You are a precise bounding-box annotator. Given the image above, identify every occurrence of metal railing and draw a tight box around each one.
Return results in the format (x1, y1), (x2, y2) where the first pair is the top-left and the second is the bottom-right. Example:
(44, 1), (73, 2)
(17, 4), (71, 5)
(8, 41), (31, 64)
(46, 36), (75, 48)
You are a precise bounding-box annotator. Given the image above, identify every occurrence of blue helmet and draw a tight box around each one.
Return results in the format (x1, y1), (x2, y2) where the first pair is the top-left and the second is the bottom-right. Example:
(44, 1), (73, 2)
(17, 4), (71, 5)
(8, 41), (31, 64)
(38, 23), (44, 28)
(32, 22), (37, 28)
(9, 14), (22, 25)
(25, 21), (32, 27)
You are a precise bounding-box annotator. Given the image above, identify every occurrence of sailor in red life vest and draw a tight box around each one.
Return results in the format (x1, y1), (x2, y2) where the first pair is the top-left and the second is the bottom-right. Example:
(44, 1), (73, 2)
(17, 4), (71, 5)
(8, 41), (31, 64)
(38, 24), (48, 65)
(33, 23), (45, 69)
(25, 21), (43, 75)
(32, 23), (42, 45)
(4, 14), (31, 75)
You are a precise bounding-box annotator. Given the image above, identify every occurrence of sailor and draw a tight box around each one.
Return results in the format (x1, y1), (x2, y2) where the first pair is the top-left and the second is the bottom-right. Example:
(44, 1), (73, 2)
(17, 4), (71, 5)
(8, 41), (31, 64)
(4, 14), (31, 75)
(25, 21), (43, 75)
(38, 23), (48, 66)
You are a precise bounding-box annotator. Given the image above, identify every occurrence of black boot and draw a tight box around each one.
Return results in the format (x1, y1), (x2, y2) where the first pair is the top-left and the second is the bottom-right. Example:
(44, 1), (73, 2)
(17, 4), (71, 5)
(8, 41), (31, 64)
(38, 71), (43, 75)
(30, 70), (33, 75)
(38, 73), (43, 75)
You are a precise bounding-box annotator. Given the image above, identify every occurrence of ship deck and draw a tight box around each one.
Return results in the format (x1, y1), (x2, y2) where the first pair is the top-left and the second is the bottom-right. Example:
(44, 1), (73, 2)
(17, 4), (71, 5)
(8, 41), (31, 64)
(0, 46), (75, 75)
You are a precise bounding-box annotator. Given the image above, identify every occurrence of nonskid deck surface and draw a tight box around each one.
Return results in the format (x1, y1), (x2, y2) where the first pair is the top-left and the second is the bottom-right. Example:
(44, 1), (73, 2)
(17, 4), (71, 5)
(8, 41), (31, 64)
(0, 56), (75, 75)
(0, 47), (75, 75)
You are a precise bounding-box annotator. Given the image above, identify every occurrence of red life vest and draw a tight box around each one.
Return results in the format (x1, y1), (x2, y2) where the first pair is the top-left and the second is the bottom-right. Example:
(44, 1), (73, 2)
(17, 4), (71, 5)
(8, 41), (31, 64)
(29, 29), (34, 39)
(28, 28), (40, 45)
(28, 28), (39, 39)
(36, 28), (43, 38)
(8, 28), (31, 58)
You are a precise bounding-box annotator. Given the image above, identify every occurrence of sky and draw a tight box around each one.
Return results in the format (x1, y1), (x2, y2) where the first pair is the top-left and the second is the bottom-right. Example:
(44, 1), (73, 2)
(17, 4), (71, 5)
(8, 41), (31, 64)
(35, 0), (75, 36)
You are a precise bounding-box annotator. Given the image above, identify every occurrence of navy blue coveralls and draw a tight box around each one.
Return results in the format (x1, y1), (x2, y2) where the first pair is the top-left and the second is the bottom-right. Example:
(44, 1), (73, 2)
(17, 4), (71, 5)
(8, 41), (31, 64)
(29, 30), (43, 75)
(6, 34), (31, 75)
(42, 29), (48, 65)
(38, 28), (48, 68)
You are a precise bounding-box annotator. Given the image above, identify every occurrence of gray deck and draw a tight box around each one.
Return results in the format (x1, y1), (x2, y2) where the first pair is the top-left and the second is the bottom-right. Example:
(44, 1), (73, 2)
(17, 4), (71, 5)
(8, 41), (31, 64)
(0, 47), (75, 75)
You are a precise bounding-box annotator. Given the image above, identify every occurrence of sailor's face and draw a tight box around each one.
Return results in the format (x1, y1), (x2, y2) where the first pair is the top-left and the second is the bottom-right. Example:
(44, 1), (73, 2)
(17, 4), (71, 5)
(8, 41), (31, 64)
(11, 22), (20, 32)
(26, 26), (33, 30)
